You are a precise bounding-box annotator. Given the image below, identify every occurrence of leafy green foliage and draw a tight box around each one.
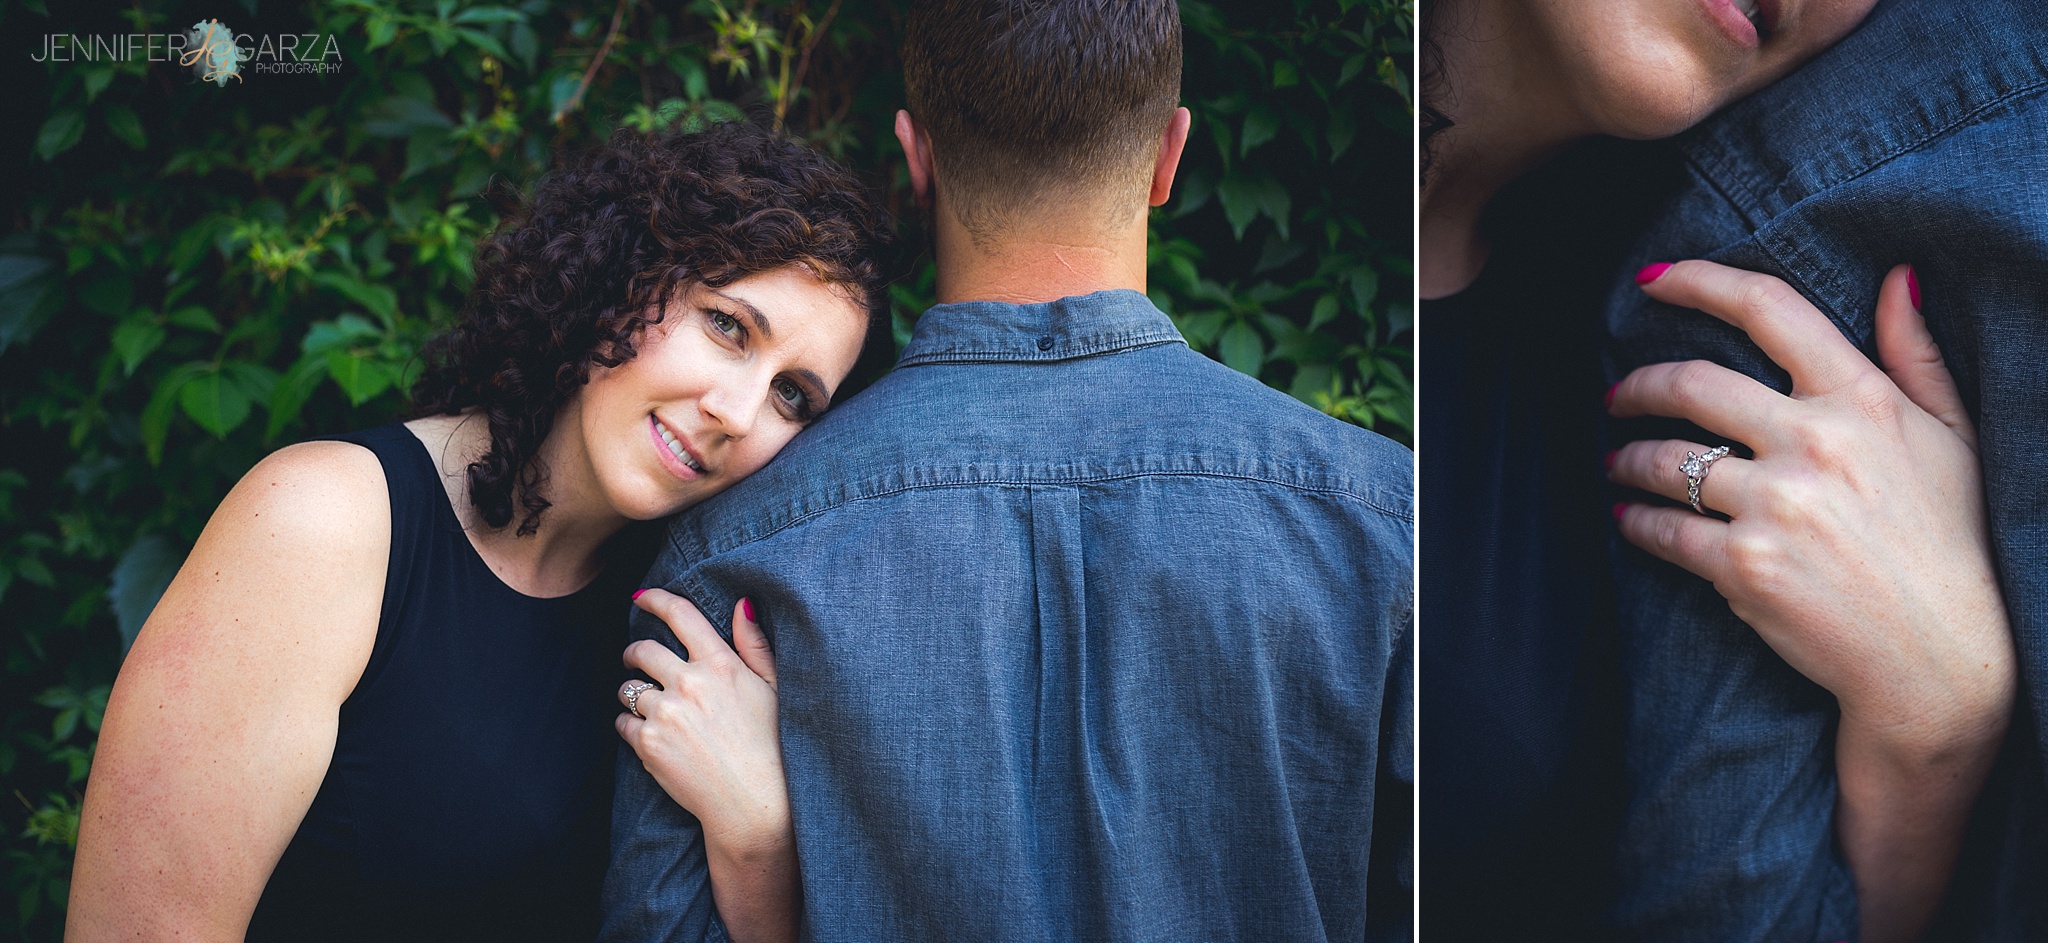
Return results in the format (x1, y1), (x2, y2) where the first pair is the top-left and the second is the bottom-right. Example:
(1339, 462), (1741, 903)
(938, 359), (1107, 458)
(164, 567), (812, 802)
(0, 1), (1408, 936)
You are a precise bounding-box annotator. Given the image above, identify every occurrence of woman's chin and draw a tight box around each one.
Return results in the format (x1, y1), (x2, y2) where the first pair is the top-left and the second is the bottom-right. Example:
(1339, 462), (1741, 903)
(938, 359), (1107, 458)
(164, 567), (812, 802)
(1597, 97), (1723, 142)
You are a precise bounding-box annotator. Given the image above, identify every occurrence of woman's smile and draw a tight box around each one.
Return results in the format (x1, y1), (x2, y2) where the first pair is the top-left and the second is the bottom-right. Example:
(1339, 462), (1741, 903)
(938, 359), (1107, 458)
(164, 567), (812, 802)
(1700, 0), (1772, 48)
(650, 414), (707, 480)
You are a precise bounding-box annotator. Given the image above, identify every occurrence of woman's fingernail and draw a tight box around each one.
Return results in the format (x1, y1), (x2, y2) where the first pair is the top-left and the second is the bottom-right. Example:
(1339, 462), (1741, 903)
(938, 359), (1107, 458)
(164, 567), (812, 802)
(631, 588), (648, 601)
(742, 598), (755, 621)
(1635, 262), (1674, 285)
(1604, 450), (1618, 471)
(1605, 383), (1619, 410)
(1612, 502), (1629, 523)
(1908, 265), (1922, 311)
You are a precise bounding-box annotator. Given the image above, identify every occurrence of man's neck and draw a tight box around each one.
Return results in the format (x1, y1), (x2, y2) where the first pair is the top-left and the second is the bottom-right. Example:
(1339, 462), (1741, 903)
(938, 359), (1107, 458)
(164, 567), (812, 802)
(931, 204), (1151, 306)
(1420, 0), (1587, 299)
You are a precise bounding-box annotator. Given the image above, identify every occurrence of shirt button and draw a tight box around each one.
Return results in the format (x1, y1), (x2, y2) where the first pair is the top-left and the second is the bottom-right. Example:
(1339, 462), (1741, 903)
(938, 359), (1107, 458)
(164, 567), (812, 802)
(1037, 336), (1055, 351)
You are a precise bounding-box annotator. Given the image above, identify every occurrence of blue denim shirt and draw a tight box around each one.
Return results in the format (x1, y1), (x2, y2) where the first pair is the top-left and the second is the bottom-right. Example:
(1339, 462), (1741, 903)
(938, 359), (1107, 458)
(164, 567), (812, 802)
(1603, 1), (2048, 938)
(599, 290), (1414, 942)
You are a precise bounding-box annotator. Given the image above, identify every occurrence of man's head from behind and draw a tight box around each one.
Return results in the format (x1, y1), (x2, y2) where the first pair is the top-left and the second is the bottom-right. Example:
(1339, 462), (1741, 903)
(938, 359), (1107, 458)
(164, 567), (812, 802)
(899, 0), (1184, 245)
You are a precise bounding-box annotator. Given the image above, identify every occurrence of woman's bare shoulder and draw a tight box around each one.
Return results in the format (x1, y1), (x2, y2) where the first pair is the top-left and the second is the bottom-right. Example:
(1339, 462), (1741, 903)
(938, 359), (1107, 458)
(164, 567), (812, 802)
(138, 439), (394, 674)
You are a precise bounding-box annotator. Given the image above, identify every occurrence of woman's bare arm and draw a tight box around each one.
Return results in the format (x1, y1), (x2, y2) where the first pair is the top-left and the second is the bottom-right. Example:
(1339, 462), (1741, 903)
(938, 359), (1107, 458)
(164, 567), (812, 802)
(66, 441), (390, 942)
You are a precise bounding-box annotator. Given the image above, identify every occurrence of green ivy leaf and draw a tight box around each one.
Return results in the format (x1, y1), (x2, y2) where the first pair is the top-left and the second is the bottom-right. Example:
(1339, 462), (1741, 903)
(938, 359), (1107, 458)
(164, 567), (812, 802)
(167, 305), (223, 333)
(1272, 60), (1299, 89)
(366, 13), (397, 50)
(104, 105), (147, 150)
(302, 314), (383, 355)
(180, 370), (255, 438)
(453, 6), (528, 25)
(141, 362), (211, 464)
(548, 73), (585, 122)
(81, 63), (116, 103)
(1339, 54), (1367, 88)
(456, 27), (511, 60)
(35, 110), (85, 162)
(0, 253), (58, 355)
(312, 272), (401, 325)
(1218, 322), (1265, 376)
(1216, 176), (1258, 241)
(267, 352), (331, 439)
(110, 534), (183, 654)
(111, 315), (166, 376)
(1309, 293), (1340, 332)
(1175, 310), (1229, 348)
(510, 23), (540, 72)
(1351, 267), (1379, 315)
(1289, 362), (1336, 405)
(1329, 107), (1358, 162)
(1254, 177), (1292, 240)
(325, 349), (397, 405)
(1240, 109), (1279, 157)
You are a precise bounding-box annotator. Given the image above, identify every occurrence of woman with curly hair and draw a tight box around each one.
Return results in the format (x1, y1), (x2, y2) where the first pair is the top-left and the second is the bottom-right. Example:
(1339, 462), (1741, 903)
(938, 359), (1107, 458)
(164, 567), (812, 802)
(64, 120), (892, 942)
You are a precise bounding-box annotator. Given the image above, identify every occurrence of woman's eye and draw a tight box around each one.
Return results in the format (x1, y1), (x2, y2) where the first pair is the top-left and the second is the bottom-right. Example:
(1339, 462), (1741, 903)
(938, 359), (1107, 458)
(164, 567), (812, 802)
(710, 311), (740, 336)
(774, 379), (805, 407)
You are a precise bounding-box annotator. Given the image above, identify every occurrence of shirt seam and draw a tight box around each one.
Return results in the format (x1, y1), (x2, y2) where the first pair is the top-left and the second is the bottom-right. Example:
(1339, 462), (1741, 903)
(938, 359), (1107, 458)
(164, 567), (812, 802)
(1695, 75), (2048, 220)
(669, 469), (1413, 563)
(896, 333), (1186, 367)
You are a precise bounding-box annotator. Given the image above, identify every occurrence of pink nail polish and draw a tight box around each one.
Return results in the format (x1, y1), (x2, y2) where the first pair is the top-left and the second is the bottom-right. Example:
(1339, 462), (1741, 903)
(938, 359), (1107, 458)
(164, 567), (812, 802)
(1635, 262), (1674, 285)
(742, 598), (755, 621)
(1908, 265), (1922, 311)
(631, 588), (648, 601)
(1612, 503), (1628, 523)
(1604, 383), (1619, 410)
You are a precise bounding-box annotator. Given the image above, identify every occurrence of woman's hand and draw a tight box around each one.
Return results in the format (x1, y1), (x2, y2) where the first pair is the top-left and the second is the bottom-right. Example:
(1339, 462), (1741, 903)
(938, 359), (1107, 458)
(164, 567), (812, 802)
(619, 589), (796, 943)
(1608, 260), (2014, 943)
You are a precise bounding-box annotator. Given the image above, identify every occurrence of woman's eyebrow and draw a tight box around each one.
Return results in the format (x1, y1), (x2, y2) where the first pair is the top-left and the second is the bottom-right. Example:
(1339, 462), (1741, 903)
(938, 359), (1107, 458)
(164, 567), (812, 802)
(705, 288), (773, 338)
(794, 368), (830, 402)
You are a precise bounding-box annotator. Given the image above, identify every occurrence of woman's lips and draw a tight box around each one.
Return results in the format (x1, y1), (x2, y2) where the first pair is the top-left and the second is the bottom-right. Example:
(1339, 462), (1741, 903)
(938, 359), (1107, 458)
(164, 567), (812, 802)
(649, 415), (703, 481)
(1699, 0), (1763, 49)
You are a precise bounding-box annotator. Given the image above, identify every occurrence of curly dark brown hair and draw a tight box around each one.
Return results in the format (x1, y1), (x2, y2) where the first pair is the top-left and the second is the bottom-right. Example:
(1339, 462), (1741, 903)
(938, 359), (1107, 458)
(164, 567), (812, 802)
(412, 120), (894, 536)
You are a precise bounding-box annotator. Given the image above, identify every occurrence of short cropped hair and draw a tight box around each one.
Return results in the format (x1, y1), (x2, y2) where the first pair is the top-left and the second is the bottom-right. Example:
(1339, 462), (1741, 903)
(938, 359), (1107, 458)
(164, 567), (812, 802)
(901, 0), (1182, 236)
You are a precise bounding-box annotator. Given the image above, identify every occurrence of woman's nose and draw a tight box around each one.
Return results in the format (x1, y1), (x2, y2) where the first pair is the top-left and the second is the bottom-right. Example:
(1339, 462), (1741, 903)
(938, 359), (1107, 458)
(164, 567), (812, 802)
(698, 377), (762, 441)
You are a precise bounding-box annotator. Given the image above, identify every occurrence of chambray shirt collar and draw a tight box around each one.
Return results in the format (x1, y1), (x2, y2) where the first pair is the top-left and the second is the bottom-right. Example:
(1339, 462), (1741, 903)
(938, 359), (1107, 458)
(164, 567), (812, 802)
(895, 288), (1185, 367)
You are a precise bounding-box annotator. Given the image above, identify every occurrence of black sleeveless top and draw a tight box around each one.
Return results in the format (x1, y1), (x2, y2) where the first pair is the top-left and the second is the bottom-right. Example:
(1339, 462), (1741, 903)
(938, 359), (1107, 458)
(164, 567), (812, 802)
(247, 422), (656, 941)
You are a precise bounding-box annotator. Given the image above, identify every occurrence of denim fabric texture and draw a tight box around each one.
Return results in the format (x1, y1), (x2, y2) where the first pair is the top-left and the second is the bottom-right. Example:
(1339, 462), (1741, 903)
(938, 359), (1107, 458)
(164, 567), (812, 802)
(1602, 1), (2048, 938)
(598, 290), (1415, 942)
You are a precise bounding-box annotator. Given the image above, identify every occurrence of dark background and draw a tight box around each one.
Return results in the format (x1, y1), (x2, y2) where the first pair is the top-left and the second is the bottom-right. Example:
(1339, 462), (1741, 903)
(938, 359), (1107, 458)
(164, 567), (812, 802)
(0, 0), (1410, 936)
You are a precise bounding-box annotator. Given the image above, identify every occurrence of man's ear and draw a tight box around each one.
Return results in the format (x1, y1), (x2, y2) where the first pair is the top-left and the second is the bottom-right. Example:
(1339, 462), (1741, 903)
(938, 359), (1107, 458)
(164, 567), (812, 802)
(895, 109), (936, 213)
(1148, 107), (1193, 208)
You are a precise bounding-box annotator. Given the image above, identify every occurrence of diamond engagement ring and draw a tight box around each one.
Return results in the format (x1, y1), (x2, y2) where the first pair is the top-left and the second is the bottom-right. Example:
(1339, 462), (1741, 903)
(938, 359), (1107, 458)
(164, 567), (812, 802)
(1679, 446), (1731, 515)
(621, 681), (657, 718)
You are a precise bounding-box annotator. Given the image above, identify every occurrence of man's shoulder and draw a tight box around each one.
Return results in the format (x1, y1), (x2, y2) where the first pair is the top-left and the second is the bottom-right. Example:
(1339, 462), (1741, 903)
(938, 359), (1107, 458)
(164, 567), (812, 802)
(669, 344), (1411, 555)
(1677, 0), (2047, 220)
(838, 341), (1408, 506)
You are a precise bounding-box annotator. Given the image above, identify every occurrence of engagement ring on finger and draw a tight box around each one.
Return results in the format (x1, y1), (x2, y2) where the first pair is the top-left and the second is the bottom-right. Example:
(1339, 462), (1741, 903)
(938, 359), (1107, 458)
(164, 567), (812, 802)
(622, 681), (656, 719)
(1679, 446), (1731, 515)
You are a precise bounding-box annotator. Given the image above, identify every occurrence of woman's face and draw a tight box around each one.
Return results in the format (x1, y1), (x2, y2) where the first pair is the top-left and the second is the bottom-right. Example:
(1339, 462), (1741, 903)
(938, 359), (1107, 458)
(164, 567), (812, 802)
(568, 265), (867, 521)
(1524, 0), (1880, 139)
